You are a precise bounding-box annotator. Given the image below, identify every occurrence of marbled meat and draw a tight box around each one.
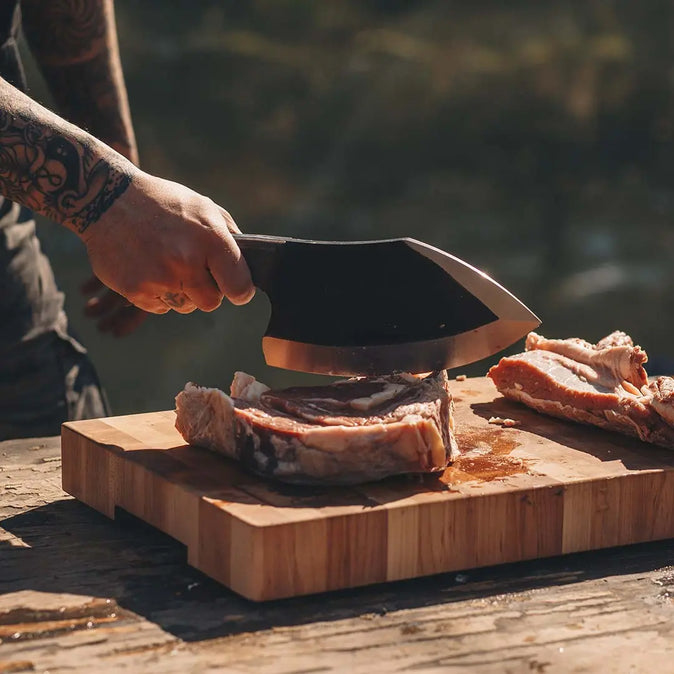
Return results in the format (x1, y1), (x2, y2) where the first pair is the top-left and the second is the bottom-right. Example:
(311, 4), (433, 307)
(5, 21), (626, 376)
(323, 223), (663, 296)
(175, 370), (459, 485)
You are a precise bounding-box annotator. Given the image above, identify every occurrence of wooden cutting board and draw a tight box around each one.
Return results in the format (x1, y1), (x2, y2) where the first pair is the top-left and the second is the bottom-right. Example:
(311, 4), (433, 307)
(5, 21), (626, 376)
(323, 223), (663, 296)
(61, 376), (674, 601)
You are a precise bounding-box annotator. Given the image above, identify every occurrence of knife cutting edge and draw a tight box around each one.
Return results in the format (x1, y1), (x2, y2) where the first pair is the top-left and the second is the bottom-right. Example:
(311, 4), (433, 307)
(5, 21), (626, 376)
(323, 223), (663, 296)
(233, 234), (541, 376)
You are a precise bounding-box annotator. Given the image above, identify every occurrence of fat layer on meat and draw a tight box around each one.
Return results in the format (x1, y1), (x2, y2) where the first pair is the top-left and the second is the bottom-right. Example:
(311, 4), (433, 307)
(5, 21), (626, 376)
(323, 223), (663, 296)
(175, 371), (458, 485)
(488, 331), (674, 449)
(525, 331), (648, 388)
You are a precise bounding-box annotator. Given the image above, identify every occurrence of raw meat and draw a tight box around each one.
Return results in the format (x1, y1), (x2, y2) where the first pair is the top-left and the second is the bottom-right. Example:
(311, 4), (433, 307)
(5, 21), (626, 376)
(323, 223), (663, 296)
(175, 370), (458, 485)
(488, 331), (674, 449)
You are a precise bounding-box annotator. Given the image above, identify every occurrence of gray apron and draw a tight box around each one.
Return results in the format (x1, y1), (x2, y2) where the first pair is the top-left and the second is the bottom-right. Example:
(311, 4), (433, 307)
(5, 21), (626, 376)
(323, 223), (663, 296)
(0, 1), (109, 439)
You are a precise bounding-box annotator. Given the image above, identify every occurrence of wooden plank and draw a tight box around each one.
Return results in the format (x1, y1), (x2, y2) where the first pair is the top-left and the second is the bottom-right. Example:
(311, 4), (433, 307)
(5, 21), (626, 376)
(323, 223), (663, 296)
(61, 376), (674, 601)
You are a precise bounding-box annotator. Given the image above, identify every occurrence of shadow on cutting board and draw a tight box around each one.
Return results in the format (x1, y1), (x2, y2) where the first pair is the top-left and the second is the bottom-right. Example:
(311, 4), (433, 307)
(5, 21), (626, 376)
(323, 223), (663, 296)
(2, 497), (674, 643)
(469, 398), (674, 472)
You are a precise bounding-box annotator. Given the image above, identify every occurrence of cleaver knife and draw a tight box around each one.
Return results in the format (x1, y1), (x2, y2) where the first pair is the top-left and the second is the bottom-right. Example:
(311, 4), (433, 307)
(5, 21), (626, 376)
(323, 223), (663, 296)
(234, 235), (540, 376)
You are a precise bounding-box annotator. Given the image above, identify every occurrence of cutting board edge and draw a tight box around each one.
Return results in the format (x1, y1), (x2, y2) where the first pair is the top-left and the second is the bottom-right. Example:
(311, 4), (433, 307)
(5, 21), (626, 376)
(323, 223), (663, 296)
(240, 534), (674, 602)
(61, 423), (117, 518)
(59, 373), (674, 602)
(61, 428), (674, 601)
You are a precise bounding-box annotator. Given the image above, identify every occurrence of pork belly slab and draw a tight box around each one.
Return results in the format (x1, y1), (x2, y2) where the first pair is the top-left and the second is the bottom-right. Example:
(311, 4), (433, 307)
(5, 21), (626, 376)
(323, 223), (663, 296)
(488, 331), (674, 449)
(175, 371), (458, 485)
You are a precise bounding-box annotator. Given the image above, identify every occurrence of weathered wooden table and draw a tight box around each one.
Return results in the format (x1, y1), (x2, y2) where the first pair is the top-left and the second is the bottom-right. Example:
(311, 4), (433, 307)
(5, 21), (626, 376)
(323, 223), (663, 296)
(1, 435), (674, 673)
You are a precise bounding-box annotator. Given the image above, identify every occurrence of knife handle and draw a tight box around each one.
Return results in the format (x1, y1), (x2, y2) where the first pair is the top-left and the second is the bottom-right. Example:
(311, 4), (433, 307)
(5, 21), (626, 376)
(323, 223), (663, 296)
(233, 234), (286, 293)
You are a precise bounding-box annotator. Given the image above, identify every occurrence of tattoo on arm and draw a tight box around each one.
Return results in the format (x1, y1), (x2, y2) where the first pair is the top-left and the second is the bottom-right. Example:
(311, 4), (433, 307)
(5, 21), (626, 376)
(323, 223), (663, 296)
(22, 0), (138, 164)
(0, 108), (131, 233)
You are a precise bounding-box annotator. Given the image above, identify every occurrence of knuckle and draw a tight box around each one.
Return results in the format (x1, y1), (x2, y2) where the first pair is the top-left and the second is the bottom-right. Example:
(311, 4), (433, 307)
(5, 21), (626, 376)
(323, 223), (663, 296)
(160, 290), (190, 310)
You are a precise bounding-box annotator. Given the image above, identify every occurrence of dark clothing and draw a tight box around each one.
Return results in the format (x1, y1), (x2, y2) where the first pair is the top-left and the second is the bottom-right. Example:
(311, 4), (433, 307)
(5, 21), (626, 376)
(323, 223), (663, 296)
(0, 2), (110, 439)
(0, 200), (110, 440)
(0, 198), (66, 349)
(0, 329), (109, 439)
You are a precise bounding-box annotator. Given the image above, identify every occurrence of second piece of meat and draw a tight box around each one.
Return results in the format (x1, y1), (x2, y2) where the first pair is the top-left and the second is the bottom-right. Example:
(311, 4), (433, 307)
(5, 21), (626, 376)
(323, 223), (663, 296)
(488, 331), (674, 449)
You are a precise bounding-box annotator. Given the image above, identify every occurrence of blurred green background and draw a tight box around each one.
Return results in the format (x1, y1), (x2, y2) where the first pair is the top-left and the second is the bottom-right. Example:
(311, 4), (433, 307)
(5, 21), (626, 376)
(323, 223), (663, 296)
(20, 0), (674, 414)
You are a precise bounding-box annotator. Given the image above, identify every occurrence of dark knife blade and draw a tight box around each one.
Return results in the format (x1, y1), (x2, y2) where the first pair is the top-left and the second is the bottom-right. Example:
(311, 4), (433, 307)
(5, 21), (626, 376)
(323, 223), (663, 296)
(234, 234), (540, 376)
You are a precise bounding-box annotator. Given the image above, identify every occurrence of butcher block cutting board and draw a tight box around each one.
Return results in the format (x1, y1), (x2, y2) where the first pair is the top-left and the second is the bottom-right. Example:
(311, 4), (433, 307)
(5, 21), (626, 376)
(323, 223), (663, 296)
(61, 377), (674, 601)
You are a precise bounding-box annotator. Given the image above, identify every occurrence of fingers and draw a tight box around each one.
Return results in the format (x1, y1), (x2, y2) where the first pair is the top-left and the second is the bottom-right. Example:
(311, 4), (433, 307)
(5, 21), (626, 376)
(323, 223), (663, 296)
(182, 270), (223, 312)
(121, 283), (213, 316)
(98, 305), (148, 337)
(130, 296), (172, 314)
(218, 206), (241, 234)
(209, 247), (255, 305)
(84, 291), (123, 319)
(207, 223), (255, 306)
(158, 291), (198, 314)
(83, 286), (148, 337)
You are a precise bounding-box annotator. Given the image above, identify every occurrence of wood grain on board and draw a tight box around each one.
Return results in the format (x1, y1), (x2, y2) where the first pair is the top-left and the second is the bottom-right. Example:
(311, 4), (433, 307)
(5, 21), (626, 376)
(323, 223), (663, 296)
(61, 377), (674, 601)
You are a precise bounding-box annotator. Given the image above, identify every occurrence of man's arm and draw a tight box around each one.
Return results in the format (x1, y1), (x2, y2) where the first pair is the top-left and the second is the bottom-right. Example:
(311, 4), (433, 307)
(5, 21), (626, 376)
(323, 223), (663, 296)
(21, 0), (144, 335)
(0, 77), (132, 234)
(21, 0), (138, 164)
(0, 77), (253, 313)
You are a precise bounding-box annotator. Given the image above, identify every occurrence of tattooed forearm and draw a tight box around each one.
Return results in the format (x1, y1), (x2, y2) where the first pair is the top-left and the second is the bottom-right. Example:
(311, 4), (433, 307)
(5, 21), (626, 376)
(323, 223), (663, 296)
(0, 1), (136, 235)
(0, 103), (132, 233)
(22, 0), (138, 164)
